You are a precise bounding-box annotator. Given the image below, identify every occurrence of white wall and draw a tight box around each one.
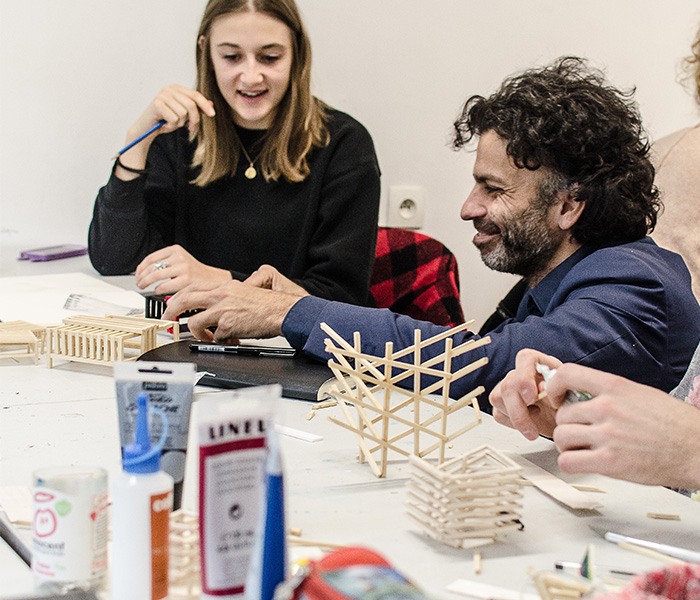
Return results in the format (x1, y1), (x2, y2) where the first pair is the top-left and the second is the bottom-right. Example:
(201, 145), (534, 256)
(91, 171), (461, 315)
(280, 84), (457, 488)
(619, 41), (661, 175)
(1, 1), (698, 326)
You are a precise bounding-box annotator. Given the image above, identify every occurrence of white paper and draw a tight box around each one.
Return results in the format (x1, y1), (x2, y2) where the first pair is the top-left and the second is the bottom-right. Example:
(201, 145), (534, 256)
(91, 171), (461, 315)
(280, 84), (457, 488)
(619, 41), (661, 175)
(0, 272), (144, 325)
(0, 486), (32, 524)
(447, 579), (539, 600)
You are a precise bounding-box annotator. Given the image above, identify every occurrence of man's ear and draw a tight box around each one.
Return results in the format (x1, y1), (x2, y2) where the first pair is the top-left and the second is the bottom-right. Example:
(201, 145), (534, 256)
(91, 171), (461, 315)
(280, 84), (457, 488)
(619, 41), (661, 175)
(555, 190), (585, 231)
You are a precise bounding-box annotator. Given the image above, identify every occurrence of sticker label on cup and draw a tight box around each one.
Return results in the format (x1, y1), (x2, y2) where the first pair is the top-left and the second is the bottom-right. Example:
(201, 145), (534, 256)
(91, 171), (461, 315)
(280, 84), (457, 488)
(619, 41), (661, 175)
(32, 467), (108, 588)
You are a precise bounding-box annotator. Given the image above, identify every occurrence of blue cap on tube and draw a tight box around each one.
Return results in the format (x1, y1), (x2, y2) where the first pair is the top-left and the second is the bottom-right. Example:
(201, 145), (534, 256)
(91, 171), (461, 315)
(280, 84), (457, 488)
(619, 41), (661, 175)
(122, 393), (168, 474)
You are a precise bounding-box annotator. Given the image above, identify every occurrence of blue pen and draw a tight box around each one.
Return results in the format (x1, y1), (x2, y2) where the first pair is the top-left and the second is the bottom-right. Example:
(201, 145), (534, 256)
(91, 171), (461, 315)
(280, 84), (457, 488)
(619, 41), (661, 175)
(114, 119), (166, 157)
(246, 425), (287, 600)
(260, 427), (286, 600)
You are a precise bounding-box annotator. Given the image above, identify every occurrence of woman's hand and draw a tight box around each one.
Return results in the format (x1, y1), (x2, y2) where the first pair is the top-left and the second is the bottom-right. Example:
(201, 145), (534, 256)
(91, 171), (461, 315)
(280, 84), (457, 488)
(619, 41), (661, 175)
(135, 244), (231, 294)
(115, 84), (215, 180)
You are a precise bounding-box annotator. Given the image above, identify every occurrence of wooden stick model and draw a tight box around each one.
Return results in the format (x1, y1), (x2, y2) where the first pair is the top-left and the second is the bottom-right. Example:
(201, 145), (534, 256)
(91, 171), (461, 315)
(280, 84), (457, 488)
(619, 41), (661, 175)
(320, 321), (489, 477)
(0, 320), (47, 363)
(406, 445), (525, 548)
(46, 314), (178, 368)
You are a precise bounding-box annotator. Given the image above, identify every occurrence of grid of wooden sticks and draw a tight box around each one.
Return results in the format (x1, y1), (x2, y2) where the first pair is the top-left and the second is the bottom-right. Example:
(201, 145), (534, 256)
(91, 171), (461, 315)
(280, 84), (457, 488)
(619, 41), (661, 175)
(406, 445), (524, 548)
(46, 314), (178, 367)
(321, 321), (491, 477)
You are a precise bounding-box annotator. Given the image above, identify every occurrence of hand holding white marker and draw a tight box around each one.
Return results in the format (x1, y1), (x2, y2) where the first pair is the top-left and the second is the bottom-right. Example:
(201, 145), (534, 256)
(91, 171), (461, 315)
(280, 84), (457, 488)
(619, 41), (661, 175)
(535, 364), (592, 403)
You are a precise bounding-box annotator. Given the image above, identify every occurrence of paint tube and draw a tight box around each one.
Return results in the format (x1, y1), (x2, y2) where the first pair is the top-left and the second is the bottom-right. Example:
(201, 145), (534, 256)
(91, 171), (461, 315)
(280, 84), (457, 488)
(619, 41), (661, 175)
(196, 385), (280, 600)
(114, 361), (196, 510)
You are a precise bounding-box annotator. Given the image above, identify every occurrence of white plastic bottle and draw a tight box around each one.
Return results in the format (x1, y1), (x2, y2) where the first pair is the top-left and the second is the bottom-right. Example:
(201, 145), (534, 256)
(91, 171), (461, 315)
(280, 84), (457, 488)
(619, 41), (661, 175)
(110, 393), (174, 600)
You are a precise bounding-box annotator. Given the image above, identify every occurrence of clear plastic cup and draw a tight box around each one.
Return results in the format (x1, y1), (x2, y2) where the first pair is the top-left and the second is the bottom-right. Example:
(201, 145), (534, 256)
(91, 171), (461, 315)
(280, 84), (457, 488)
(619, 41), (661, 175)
(31, 466), (108, 593)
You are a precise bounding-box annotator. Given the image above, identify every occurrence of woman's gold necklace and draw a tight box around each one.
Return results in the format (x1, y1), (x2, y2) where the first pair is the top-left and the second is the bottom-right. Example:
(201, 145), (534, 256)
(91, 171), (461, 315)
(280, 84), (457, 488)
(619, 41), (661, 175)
(239, 144), (261, 179)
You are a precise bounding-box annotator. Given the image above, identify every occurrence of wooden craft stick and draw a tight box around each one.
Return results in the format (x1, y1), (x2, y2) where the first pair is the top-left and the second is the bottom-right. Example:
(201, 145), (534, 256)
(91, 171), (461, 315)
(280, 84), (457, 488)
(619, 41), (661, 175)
(473, 549), (482, 574)
(328, 394), (383, 476)
(505, 453), (602, 510)
(439, 337), (454, 462)
(313, 400), (337, 409)
(413, 329), (421, 454)
(328, 415), (411, 459)
(328, 346), (452, 381)
(321, 323), (385, 379)
(571, 484), (607, 493)
(287, 536), (346, 550)
(616, 541), (685, 565)
(386, 320), (475, 360)
(382, 340), (393, 475)
(646, 512), (680, 520)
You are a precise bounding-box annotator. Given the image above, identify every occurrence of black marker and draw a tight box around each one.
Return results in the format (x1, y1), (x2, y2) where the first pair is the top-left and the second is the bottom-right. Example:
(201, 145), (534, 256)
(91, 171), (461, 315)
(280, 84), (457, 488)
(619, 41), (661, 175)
(189, 343), (296, 358)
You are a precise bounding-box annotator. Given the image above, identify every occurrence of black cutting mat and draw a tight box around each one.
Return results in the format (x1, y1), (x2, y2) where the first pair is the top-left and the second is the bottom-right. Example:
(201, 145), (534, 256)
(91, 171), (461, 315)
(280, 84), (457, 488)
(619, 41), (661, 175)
(139, 340), (332, 401)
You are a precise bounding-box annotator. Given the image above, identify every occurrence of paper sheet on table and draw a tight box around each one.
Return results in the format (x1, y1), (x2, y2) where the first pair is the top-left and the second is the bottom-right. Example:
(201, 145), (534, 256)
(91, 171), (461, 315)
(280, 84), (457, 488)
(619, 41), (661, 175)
(447, 579), (539, 600)
(0, 486), (32, 525)
(0, 272), (144, 325)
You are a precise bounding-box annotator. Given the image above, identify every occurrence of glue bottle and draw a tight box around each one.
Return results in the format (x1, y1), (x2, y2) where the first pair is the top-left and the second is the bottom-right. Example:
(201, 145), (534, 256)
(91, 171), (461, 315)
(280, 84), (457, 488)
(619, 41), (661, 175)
(110, 393), (173, 600)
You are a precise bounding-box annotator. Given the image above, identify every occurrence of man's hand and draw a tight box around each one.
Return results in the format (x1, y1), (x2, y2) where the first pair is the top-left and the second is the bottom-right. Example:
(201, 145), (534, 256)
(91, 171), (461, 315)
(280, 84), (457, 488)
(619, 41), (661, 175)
(244, 264), (309, 297)
(489, 348), (562, 439)
(162, 279), (301, 343)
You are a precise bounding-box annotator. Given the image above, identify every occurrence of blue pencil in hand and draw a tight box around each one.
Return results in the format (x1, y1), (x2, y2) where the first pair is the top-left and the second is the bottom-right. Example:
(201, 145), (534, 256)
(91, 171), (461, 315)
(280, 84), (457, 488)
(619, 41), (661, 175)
(113, 119), (166, 158)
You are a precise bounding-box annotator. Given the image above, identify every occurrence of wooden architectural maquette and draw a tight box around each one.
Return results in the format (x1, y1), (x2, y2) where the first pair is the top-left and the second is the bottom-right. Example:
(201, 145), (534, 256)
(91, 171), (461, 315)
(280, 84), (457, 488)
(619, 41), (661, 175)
(406, 445), (524, 548)
(0, 321), (47, 363)
(46, 314), (178, 368)
(321, 321), (490, 477)
(169, 510), (201, 599)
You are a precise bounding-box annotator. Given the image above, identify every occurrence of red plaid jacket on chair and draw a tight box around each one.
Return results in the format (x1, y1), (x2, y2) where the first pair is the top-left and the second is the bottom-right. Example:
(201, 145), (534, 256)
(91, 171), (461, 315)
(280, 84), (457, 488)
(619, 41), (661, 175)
(368, 227), (465, 327)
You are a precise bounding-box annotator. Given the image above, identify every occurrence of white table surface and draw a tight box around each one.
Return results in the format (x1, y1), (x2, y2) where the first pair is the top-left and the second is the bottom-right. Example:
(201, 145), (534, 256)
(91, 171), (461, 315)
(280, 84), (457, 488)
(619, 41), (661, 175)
(1, 259), (699, 598)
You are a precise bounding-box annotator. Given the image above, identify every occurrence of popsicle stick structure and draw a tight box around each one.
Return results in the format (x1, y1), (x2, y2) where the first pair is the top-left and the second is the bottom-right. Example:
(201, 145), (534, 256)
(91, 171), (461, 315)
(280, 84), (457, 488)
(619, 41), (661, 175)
(46, 314), (178, 368)
(0, 320), (47, 361)
(0, 330), (40, 363)
(406, 445), (524, 548)
(169, 510), (200, 600)
(321, 320), (490, 477)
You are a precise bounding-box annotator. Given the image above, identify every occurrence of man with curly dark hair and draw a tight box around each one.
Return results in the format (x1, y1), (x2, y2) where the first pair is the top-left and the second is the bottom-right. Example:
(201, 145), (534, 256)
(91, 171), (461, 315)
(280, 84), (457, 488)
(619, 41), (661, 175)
(164, 56), (700, 416)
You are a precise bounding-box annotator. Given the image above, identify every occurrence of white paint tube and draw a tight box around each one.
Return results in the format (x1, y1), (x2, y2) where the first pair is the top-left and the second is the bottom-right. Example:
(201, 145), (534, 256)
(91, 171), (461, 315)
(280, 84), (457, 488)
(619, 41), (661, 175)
(196, 385), (281, 600)
(114, 361), (196, 511)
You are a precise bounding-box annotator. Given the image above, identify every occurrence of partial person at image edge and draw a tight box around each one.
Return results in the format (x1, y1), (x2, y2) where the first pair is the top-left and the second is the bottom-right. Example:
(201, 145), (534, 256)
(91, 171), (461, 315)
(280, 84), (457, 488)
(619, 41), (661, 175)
(652, 22), (700, 301)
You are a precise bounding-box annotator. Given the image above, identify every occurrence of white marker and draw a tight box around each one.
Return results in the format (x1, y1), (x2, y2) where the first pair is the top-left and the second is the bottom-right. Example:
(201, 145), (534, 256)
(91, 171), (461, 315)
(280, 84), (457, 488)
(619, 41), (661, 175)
(535, 364), (592, 403)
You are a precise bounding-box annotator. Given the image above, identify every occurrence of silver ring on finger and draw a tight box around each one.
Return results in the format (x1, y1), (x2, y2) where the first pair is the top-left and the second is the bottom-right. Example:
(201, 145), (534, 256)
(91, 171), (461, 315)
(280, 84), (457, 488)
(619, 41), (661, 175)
(153, 260), (169, 271)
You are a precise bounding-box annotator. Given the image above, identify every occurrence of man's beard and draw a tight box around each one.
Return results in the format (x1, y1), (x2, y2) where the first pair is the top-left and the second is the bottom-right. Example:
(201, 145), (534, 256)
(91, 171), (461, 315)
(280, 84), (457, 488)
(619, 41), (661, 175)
(476, 191), (562, 280)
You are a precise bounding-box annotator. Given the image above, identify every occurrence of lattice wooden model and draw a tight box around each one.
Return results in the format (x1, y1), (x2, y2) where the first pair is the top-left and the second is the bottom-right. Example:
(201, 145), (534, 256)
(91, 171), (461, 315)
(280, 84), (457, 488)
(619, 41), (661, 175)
(406, 444), (524, 548)
(46, 314), (178, 367)
(321, 321), (490, 477)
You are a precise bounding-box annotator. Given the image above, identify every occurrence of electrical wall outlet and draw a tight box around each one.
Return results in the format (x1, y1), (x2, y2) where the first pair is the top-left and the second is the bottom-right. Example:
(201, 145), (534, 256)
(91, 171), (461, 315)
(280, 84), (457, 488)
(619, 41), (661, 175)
(386, 185), (425, 229)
